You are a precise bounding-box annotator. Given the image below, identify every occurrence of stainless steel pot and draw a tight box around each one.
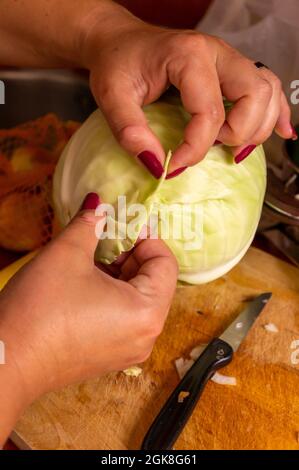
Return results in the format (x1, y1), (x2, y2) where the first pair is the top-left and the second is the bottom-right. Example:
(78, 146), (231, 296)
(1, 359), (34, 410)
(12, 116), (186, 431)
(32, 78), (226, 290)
(0, 69), (97, 128)
(261, 125), (299, 266)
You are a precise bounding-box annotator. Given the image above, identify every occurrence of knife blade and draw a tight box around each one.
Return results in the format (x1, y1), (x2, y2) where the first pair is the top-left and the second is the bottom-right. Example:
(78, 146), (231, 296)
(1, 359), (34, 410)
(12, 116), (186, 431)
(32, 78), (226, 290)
(141, 293), (272, 450)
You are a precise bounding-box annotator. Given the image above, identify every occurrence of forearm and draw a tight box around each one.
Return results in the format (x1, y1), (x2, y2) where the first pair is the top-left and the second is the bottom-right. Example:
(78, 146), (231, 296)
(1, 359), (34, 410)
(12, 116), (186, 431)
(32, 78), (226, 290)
(0, 0), (135, 68)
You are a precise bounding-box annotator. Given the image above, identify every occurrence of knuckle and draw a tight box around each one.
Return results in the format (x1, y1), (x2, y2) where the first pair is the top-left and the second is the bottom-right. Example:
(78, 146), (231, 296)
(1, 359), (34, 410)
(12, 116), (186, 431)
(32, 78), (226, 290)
(271, 75), (282, 91)
(214, 36), (231, 50)
(137, 307), (164, 338)
(97, 81), (115, 105)
(255, 129), (273, 144)
(228, 129), (249, 147)
(136, 348), (152, 364)
(256, 78), (273, 100)
(184, 33), (207, 50)
(236, 133), (249, 146)
(205, 103), (226, 125)
(169, 32), (207, 54)
(117, 125), (141, 149)
(76, 212), (97, 227)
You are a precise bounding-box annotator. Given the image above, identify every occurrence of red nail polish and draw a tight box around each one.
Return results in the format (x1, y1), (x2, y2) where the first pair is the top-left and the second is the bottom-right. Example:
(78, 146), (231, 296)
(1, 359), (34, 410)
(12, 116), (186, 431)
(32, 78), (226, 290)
(235, 145), (257, 164)
(291, 124), (298, 141)
(80, 192), (100, 211)
(166, 166), (187, 180)
(137, 151), (164, 179)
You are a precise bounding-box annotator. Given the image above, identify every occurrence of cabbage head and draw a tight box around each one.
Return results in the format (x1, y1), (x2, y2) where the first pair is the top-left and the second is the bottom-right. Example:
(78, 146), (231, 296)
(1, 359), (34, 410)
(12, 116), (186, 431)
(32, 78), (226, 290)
(53, 101), (266, 284)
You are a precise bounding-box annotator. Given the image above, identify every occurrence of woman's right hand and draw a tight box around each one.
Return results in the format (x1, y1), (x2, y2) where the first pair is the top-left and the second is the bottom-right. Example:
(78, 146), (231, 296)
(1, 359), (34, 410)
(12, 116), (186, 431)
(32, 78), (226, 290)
(80, 3), (295, 176)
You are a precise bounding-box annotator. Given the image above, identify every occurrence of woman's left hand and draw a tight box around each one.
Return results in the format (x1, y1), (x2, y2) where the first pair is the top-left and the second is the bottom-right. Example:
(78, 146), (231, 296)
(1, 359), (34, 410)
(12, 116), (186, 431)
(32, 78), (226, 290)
(0, 193), (178, 445)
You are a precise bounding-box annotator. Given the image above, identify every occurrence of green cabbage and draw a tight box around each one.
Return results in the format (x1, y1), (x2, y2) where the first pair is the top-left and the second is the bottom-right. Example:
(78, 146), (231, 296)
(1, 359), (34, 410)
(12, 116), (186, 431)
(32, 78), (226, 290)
(53, 101), (266, 284)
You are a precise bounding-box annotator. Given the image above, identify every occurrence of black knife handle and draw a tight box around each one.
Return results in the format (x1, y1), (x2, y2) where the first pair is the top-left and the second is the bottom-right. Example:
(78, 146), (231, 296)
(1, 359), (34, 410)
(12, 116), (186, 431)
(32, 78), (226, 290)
(141, 338), (233, 450)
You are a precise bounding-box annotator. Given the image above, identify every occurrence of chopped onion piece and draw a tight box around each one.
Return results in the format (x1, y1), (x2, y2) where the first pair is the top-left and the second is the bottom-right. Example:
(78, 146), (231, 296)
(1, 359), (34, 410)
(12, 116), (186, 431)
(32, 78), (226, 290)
(175, 358), (194, 379)
(123, 366), (142, 377)
(236, 322), (243, 329)
(190, 344), (207, 360)
(211, 372), (237, 386)
(264, 323), (279, 333)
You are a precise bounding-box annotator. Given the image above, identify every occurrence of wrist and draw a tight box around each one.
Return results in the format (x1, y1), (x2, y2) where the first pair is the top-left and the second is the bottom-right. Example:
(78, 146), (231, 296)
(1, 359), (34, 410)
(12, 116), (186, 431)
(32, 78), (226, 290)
(76, 0), (144, 69)
(0, 299), (48, 413)
(0, 312), (38, 446)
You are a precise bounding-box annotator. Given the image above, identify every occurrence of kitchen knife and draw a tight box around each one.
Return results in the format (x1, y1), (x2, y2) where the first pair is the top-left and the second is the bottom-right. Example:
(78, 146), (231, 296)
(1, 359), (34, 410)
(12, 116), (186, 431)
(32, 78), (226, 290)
(141, 292), (272, 450)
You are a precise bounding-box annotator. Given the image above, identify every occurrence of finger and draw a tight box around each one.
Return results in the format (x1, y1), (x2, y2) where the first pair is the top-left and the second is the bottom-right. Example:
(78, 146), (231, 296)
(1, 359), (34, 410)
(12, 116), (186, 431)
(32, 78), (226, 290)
(114, 225), (147, 268)
(167, 60), (224, 173)
(231, 72), (282, 161)
(275, 92), (294, 139)
(217, 57), (275, 146)
(119, 253), (140, 281)
(92, 77), (166, 179)
(127, 239), (178, 309)
(58, 192), (106, 260)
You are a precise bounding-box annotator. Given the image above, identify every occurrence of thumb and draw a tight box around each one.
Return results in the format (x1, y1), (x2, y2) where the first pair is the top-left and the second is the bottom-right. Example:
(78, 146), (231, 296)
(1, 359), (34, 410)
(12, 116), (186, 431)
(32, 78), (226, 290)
(127, 239), (178, 311)
(58, 193), (106, 259)
(94, 79), (166, 179)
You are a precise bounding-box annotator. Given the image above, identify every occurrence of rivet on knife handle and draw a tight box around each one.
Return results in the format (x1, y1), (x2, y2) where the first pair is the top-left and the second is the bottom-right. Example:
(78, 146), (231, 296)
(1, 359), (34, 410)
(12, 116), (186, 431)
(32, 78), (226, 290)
(141, 338), (233, 450)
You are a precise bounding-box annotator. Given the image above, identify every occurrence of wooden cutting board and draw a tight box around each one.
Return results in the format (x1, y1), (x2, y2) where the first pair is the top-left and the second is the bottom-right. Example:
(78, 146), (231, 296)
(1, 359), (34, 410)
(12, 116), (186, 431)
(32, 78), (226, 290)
(8, 248), (299, 450)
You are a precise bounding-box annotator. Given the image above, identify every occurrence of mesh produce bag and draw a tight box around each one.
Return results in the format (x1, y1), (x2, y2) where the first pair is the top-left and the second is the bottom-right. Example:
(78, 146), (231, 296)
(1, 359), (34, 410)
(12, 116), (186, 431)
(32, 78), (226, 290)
(0, 114), (80, 252)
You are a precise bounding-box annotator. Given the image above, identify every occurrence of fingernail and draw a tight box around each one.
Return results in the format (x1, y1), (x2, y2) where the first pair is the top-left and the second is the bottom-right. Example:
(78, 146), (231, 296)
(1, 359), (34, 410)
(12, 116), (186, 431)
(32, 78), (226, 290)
(235, 145), (257, 164)
(214, 140), (222, 145)
(166, 166), (188, 180)
(291, 124), (298, 141)
(137, 151), (164, 179)
(80, 192), (100, 211)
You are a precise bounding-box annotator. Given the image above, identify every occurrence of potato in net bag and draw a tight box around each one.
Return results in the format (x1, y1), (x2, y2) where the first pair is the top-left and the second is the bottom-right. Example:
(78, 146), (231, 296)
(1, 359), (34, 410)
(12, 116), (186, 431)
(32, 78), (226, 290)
(0, 114), (80, 251)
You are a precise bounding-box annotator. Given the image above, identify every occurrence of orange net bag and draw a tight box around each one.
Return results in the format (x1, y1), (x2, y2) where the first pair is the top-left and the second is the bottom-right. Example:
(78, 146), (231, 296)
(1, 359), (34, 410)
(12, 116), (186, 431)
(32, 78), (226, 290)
(0, 114), (80, 252)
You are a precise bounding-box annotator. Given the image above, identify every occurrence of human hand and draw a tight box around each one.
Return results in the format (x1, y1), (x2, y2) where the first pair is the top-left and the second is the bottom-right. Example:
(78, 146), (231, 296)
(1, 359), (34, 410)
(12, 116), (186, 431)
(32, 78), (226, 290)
(80, 5), (295, 177)
(1, 0), (294, 177)
(0, 193), (177, 426)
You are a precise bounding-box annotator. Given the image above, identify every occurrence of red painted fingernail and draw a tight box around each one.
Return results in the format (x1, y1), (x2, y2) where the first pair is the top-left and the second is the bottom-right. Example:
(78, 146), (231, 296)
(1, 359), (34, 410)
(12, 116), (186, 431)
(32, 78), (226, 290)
(291, 124), (298, 141)
(235, 145), (257, 164)
(166, 166), (188, 180)
(137, 151), (164, 179)
(80, 192), (100, 211)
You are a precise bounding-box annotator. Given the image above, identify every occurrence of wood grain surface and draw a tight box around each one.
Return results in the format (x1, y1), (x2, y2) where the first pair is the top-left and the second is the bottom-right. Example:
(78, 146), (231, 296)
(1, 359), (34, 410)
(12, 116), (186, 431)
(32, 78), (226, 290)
(11, 248), (299, 450)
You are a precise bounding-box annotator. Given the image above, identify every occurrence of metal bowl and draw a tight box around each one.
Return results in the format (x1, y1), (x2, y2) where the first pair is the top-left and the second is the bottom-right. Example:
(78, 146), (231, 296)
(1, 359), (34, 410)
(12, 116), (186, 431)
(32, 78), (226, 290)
(285, 125), (299, 174)
(0, 69), (97, 128)
(261, 125), (299, 230)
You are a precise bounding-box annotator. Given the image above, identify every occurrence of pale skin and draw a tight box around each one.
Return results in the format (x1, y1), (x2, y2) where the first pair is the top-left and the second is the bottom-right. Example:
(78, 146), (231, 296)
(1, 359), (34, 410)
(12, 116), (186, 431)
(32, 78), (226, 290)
(0, 0), (295, 446)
